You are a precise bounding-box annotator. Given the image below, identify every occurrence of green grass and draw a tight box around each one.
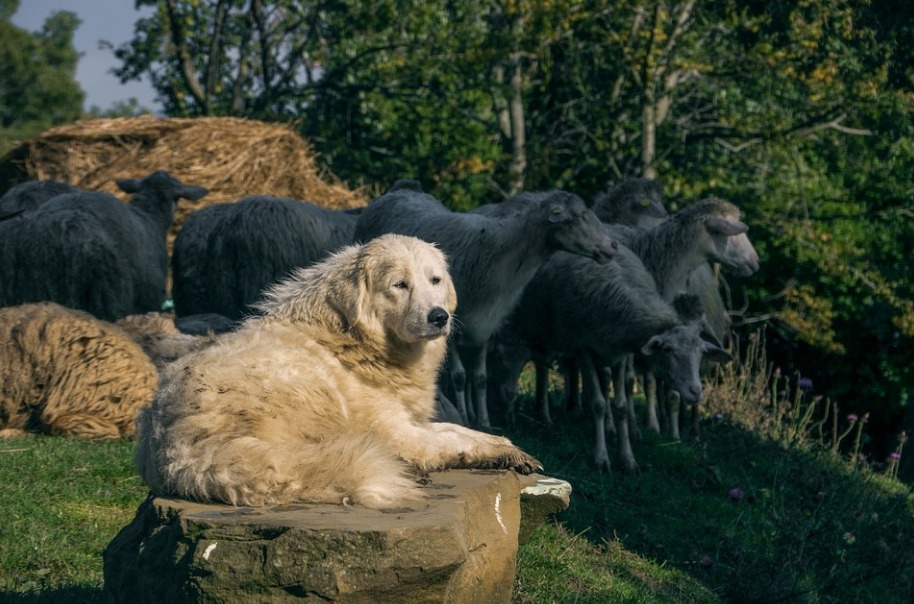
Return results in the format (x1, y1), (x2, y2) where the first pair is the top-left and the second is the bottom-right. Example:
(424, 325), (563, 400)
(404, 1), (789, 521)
(0, 437), (147, 602)
(2, 384), (914, 602)
(507, 399), (914, 603)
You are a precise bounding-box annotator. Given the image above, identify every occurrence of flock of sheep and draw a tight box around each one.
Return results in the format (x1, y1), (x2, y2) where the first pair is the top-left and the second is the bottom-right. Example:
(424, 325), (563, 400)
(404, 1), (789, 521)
(0, 170), (759, 473)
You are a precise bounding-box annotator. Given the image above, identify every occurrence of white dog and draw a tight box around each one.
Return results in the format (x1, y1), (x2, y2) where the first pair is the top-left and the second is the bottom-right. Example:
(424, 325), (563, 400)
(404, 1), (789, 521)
(135, 234), (541, 508)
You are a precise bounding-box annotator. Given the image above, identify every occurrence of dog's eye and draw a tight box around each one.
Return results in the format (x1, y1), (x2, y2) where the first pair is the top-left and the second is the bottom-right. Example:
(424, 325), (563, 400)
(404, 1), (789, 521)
(393, 280), (409, 290)
(430, 276), (441, 285)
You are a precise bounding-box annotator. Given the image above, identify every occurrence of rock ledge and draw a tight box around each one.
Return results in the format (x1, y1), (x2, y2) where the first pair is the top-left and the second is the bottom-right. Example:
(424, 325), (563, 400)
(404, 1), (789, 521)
(104, 470), (570, 603)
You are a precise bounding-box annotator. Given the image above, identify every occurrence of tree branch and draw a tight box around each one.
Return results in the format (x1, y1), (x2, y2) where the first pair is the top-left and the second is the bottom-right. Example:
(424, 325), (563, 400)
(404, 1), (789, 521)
(164, 0), (208, 112)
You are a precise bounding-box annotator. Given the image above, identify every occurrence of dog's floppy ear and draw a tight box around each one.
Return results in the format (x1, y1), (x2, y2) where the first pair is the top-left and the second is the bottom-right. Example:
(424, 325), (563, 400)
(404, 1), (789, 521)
(346, 244), (383, 336)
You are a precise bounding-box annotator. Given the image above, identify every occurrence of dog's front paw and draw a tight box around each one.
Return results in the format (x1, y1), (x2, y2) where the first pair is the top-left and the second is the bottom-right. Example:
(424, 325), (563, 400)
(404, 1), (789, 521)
(510, 450), (543, 475)
(493, 447), (542, 475)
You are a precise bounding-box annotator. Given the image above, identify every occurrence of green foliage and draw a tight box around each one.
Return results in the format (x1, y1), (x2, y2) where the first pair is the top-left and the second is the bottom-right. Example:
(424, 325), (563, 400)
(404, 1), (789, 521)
(86, 97), (155, 118)
(0, 3), (84, 154)
(108, 0), (914, 449)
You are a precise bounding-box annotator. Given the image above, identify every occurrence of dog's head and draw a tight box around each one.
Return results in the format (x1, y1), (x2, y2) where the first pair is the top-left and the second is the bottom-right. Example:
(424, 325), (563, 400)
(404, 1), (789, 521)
(350, 234), (457, 344)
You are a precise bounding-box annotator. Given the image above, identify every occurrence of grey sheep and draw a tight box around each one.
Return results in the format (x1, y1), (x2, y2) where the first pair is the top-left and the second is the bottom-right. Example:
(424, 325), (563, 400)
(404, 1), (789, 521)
(353, 180), (618, 429)
(0, 302), (159, 439)
(505, 242), (731, 472)
(172, 196), (362, 320)
(0, 171), (207, 321)
(609, 197), (759, 300)
(606, 196), (759, 438)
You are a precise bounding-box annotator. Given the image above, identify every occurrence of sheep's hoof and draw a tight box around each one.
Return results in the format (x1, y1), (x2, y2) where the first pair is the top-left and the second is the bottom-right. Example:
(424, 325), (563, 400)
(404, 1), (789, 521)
(595, 457), (611, 473)
(621, 461), (641, 475)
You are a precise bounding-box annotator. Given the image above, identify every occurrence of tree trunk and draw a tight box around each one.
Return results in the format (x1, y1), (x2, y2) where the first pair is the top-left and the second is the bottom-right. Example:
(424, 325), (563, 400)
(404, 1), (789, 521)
(506, 52), (526, 195)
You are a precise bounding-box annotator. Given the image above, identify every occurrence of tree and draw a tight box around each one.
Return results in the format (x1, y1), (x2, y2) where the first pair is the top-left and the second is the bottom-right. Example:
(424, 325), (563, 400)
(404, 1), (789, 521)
(113, 0), (329, 119)
(0, 0), (84, 154)
(114, 0), (914, 457)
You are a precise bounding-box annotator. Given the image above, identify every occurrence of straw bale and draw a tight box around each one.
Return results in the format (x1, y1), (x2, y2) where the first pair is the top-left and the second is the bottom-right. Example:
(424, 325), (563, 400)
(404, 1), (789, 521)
(0, 116), (368, 255)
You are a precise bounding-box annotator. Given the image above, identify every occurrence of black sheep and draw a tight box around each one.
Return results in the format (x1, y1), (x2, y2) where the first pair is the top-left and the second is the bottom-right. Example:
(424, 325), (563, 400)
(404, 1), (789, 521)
(0, 171), (207, 320)
(172, 196), (361, 320)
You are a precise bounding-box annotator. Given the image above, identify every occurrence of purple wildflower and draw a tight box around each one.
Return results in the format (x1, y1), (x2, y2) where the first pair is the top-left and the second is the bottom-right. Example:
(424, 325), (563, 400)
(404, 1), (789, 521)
(847, 414), (859, 423)
(890, 452), (902, 462)
(728, 487), (745, 502)
(699, 555), (713, 569)
(798, 377), (814, 391)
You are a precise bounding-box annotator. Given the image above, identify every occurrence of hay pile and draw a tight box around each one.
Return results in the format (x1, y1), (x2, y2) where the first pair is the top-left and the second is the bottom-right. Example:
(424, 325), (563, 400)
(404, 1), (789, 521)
(0, 116), (368, 253)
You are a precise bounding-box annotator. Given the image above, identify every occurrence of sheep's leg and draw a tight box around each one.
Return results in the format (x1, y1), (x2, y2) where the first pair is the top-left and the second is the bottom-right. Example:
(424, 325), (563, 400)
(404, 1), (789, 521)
(643, 369), (661, 435)
(611, 359), (639, 474)
(596, 362), (616, 436)
(625, 356), (642, 442)
(563, 356), (582, 413)
(469, 343), (492, 430)
(668, 390), (682, 442)
(689, 401), (701, 442)
(579, 352), (611, 472)
(447, 340), (471, 425)
(657, 385), (669, 433)
(533, 354), (553, 425)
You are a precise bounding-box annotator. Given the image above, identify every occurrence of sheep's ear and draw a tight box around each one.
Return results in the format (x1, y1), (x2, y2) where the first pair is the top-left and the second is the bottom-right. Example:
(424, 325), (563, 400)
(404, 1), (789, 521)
(699, 322), (725, 350)
(640, 335), (664, 356)
(116, 178), (141, 194)
(706, 216), (748, 236)
(547, 203), (571, 223)
(702, 339), (733, 363)
(179, 185), (209, 202)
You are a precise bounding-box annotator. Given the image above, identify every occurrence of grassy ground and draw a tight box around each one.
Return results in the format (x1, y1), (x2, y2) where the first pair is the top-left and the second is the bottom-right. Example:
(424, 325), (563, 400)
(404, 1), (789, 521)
(0, 437), (147, 603)
(2, 371), (913, 602)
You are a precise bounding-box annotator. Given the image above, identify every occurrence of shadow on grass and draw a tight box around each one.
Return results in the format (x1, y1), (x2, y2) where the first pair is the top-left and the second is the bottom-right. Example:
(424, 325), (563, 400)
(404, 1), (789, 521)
(0, 587), (103, 604)
(506, 399), (914, 604)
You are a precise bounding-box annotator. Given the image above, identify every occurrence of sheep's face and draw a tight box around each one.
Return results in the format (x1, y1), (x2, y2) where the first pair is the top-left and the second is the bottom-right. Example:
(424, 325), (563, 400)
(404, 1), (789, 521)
(641, 324), (732, 405)
(702, 206), (760, 277)
(595, 178), (668, 228)
(545, 194), (618, 264)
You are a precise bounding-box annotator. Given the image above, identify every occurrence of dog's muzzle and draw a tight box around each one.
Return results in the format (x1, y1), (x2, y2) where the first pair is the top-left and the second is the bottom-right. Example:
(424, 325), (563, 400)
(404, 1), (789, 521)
(427, 307), (450, 329)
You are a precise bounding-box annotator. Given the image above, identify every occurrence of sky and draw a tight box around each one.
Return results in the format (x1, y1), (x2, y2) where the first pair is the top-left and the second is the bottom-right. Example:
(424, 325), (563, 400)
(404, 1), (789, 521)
(11, 0), (160, 112)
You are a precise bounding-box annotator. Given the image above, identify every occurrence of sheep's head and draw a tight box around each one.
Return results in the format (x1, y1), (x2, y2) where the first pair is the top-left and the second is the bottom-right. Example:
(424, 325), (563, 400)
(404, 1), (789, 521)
(692, 198), (760, 277)
(541, 191), (618, 264)
(641, 317), (732, 405)
(117, 171), (209, 206)
(593, 177), (667, 228)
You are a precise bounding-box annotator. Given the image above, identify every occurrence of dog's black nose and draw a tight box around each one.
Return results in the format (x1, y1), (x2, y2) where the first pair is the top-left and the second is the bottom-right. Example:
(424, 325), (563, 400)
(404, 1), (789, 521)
(427, 307), (449, 328)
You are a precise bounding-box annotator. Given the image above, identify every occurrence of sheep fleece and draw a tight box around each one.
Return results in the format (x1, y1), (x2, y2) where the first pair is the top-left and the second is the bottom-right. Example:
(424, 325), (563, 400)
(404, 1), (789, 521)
(0, 302), (158, 439)
(136, 234), (541, 509)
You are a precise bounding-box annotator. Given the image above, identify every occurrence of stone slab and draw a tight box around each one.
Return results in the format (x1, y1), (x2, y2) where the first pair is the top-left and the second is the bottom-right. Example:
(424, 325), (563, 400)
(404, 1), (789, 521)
(104, 470), (540, 603)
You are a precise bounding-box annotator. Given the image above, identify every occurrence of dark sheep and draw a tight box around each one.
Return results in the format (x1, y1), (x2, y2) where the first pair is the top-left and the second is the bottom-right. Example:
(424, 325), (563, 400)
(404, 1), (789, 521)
(0, 179), (77, 216)
(171, 196), (361, 320)
(601, 193), (759, 439)
(592, 178), (667, 227)
(0, 171), (207, 321)
(504, 243), (731, 472)
(353, 180), (618, 429)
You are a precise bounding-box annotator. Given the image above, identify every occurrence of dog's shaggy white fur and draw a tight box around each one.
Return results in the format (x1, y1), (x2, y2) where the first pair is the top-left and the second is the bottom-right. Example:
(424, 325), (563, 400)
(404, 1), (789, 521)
(136, 234), (541, 508)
